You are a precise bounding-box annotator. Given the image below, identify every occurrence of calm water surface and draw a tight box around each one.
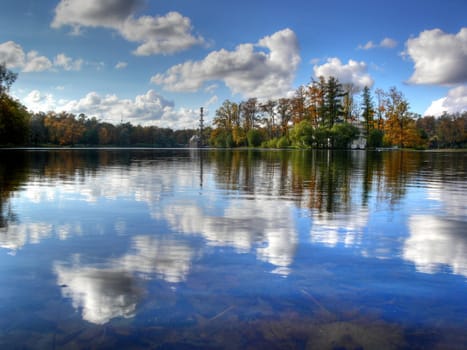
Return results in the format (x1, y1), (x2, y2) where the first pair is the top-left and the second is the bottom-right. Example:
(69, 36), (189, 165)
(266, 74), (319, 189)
(0, 149), (466, 349)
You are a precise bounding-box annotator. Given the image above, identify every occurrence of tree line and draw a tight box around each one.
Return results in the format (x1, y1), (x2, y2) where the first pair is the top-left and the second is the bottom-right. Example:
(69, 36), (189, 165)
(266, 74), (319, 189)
(1, 63), (466, 148)
(0, 64), (198, 147)
(210, 76), (467, 149)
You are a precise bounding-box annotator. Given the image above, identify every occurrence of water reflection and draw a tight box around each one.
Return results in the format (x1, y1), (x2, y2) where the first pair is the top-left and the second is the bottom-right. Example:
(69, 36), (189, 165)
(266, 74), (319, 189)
(55, 235), (195, 324)
(55, 263), (141, 325)
(310, 209), (368, 248)
(161, 198), (298, 275)
(404, 215), (467, 276)
(119, 236), (195, 283)
(0, 149), (466, 341)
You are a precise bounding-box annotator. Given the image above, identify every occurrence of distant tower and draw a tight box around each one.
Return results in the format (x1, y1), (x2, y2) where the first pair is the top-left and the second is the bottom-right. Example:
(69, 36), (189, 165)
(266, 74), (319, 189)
(199, 107), (204, 148)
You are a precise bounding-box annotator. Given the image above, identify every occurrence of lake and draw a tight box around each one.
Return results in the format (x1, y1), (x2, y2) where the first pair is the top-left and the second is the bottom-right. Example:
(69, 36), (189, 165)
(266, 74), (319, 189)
(0, 148), (466, 349)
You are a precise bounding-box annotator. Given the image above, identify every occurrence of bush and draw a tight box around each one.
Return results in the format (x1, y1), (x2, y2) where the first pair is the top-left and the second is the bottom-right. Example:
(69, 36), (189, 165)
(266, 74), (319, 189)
(276, 136), (290, 148)
(247, 129), (263, 147)
(330, 123), (359, 149)
(368, 129), (384, 148)
(290, 120), (314, 148)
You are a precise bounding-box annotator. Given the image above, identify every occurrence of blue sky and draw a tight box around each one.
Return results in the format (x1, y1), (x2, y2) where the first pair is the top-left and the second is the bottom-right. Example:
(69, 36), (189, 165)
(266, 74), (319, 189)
(1, 0), (466, 129)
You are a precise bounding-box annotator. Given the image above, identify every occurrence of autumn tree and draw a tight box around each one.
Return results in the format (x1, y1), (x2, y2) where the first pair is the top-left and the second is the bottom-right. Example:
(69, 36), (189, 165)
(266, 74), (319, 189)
(44, 112), (86, 145)
(291, 86), (307, 124)
(260, 99), (277, 139)
(380, 87), (424, 148)
(342, 83), (358, 123)
(241, 98), (260, 133)
(277, 98), (292, 136)
(211, 100), (238, 147)
(307, 77), (325, 127)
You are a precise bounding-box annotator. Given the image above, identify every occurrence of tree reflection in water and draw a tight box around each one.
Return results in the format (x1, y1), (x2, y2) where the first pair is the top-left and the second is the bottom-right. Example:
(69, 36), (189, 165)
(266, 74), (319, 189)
(0, 149), (466, 349)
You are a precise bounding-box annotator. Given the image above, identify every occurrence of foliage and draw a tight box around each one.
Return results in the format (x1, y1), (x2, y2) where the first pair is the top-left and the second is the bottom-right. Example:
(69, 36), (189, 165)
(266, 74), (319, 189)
(289, 120), (314, 148)
(0, 63), (17, 97)
(247, 129), (263, 147)
(330, 123), (359, 149)
(0, 64), (465, 149)
(276, 136), (290, 148)
(361, 86), (374, 137)
(367, 129), (384, 148)
(0, 95), (30, 145)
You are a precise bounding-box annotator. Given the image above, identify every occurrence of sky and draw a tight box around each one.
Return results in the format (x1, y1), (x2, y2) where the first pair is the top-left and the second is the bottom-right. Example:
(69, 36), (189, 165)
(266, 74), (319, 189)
(0, 0), (466, 129)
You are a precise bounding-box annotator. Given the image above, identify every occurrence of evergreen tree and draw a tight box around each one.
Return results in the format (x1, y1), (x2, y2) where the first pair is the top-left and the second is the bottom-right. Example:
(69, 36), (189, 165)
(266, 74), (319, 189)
(361, 86), (375, 137)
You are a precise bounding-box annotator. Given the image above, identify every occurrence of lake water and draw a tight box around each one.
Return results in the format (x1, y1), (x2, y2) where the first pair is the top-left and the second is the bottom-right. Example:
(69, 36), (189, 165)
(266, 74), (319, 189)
(0, 149), (466, 349)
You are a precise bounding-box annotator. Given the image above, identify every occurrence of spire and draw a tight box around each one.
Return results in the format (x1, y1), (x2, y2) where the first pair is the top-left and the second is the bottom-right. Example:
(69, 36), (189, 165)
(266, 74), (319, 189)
(199, 107), (204, 148)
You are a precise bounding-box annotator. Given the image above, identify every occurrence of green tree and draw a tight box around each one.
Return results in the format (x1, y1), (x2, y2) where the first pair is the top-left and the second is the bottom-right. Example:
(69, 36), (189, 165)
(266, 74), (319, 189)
(29, 112), (49, 145)
(247, 129), (263, 147)
(361, 86), (375, 138)
(331, 123), (359, 149)
(289, 120), (314, 148)
(0, 95), (30, 145)
(323, 76), (344, 129)
(0, 64), (30, 145)
(0, 63), (17, 98)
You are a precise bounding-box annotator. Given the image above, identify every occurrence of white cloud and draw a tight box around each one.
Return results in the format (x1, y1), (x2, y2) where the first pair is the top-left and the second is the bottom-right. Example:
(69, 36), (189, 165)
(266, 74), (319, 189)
(0, 42), (51, 72)
(51, 0), (204, 55)
(424, 85), (467, 116)
(152, 28), (301, 99)
(313, 57), (374, 90)
(22, 51), (53, 72)
(0, 41), (25, 68)
(0, 41), (83, 73)
(122, 12), (205, 56)
(358, 37), (397, 50)
(23, 90), (57, 112)
(405, 28), (467, 85)
(54, 53), (83, 71)
(23, 89), (198, 129)
(380, 37), (398, 48)
(115, 61), (128, 69)
(205, 95), (218, 107)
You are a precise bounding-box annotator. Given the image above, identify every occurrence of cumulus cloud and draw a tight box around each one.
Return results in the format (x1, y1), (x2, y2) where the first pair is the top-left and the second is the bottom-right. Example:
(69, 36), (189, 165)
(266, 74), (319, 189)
(0, 41), (25, 68)
(313, 57), (374, 90)
(424, 85), (467, 116)
(22, 51), (53, 72)
(23, 90), (57, 112)
(23, 89), (198, 129)
(405, 28), (467, 85)
(152, 28), (300, 99)
(0, 41), (50, 72)
(54, 53), (83, 71)
(358, 37), (397, 50)
(0, 41), (83, 73)
(51, 0), (204, 55)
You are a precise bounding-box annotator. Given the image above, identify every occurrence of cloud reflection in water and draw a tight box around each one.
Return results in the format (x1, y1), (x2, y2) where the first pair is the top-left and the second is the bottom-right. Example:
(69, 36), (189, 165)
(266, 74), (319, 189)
(404, 215), (467, 277)
(161, 198), (298, 275)
(54, 264), (141, 325)
(55, 236), (195, 324)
